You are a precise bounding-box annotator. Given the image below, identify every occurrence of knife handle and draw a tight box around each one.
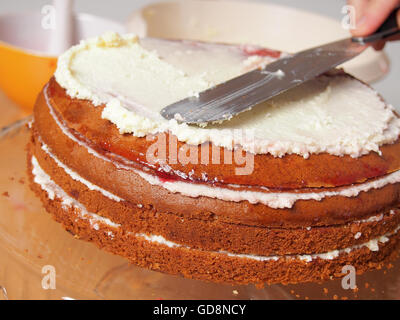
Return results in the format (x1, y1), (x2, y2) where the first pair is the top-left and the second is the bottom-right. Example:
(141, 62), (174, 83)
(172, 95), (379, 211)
(352, 6), (400, 43)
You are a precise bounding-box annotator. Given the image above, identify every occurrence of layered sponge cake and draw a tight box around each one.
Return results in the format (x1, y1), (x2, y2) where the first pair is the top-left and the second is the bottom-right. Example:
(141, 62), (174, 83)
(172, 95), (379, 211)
(28, 33), (400, 285)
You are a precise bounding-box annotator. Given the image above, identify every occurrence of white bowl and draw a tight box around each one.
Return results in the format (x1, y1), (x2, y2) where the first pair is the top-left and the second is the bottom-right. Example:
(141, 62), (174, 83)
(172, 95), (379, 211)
(0, 11), (125, 55)
(126, 0), (389, 83)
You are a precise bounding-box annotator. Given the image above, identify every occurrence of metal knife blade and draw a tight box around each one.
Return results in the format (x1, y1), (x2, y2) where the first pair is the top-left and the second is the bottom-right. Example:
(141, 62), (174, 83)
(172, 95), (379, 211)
(160, 38), (368, 124)
(161, 6), (400, 124)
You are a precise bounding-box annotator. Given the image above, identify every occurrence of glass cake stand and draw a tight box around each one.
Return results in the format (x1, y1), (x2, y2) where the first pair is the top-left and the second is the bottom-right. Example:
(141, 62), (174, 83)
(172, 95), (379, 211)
(1, 118), (399, 300)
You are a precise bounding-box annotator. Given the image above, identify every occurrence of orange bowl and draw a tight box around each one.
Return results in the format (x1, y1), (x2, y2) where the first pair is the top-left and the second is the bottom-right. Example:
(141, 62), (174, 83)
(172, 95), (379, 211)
(0, 41), (57, 112)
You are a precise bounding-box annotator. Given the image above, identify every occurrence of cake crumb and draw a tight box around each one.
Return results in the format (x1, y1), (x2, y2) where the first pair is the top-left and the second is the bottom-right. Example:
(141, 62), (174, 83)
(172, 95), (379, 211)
(233, 290), (238, 295)
(333, 295), (338, 300)
(323, 288), (329, 294)
(365, 282), (369, 289)
(255, 282), (265, 289)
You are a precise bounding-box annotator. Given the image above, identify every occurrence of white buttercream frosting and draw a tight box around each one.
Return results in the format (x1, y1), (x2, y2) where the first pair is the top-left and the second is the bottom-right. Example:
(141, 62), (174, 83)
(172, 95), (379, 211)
(40, 140), (123, 202)
(132, 164), (400, 208)
(31, 156), (120, 228)
(54, 32), (400, 158)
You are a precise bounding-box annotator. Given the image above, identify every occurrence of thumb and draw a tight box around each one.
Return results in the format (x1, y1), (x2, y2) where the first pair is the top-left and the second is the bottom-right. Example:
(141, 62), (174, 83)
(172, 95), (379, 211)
(352, 0), (400, 36)
(398, 9), (400, 27)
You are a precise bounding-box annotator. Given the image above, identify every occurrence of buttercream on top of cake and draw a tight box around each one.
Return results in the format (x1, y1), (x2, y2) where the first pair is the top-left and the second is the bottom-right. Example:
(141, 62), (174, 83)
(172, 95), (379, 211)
(55, 32), (400, 158)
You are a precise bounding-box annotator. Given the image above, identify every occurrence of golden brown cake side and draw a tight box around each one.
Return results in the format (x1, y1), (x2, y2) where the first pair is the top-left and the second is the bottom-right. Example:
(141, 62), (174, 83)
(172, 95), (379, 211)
(27, 151), (400, 285)
(29, 137), (400, 257)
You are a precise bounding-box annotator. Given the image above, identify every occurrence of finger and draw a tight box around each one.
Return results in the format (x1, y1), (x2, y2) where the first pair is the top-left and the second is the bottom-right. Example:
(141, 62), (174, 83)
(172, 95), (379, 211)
(373, 7), (400, 50)
(373, 34), (400, 50)
(372, 40), (386, 50)
(348, 0), (369, 21)
(398, 8), (400, 26)
(379, 33), (400, 43)
(352, 0), (400, 36)
(371, 14), (400, 50)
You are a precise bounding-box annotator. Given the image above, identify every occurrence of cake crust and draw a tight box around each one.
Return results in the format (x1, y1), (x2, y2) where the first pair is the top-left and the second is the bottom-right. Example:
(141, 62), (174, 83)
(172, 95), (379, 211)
(27, 155), (400, 285)
(29, 139), (400, 257)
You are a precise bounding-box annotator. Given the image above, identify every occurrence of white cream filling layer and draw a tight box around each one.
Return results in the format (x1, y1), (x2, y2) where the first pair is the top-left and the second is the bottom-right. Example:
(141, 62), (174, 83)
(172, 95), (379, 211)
(148, 219), (399, 261)
(32, 154), (399, 263)
(31, 156), (120, 229)
(43, 85), (400, 209)
(132, 166), (400, 209)
(40, 141), (123, 202)
(55, 32), (400, 158)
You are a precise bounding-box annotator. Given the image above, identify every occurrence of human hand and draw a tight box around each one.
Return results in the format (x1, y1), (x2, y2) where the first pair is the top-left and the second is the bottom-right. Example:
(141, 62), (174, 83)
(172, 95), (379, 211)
(348, 0), (400, 49)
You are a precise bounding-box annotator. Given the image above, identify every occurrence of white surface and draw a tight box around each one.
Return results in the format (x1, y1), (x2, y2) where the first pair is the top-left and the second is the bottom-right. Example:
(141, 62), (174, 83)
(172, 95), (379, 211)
(0, 0), (398, 108)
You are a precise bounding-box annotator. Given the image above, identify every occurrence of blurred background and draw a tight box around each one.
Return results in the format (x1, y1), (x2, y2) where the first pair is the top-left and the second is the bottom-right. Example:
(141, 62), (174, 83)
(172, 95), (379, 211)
(0, 0), (399, 128)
